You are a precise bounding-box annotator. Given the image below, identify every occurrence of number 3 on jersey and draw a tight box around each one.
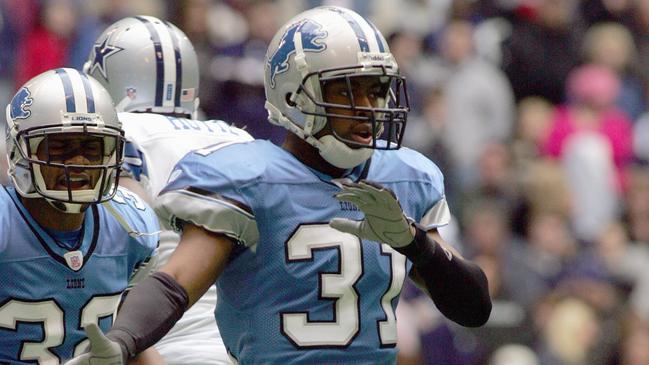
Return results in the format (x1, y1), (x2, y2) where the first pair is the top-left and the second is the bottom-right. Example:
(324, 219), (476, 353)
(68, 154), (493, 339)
(0, 294), (121, 364)
(282, 224), (407, 348)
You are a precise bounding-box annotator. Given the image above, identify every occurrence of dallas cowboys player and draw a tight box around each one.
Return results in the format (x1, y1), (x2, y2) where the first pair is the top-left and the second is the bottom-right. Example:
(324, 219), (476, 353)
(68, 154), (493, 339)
(65, 7), (491, 365)
(83, 16), (253, 365)
(0, 68), (161, 364)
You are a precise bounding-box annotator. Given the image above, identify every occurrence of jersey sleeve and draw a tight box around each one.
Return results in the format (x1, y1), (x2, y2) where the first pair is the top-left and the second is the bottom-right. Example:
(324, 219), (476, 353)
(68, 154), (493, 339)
(102, 187), (160, 285)
(396, 147), (451, 230)
(121, 139), (148, 182)
(154, 143), (260, 247)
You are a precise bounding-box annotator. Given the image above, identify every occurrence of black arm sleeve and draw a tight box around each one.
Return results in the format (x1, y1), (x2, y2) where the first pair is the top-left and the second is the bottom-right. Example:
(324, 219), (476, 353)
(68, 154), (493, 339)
(106, 271), (189, 361)
(396, 225), (492, 327)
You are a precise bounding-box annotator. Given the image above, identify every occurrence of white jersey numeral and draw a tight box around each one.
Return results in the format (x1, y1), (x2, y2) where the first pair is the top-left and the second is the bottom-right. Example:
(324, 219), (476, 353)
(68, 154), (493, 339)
(73, 294), (122, 356)
(378, 245), (407, 345)
(0, 300), (64, 365)
(0, 294), (122, 364)
(282, 224), (407, 348)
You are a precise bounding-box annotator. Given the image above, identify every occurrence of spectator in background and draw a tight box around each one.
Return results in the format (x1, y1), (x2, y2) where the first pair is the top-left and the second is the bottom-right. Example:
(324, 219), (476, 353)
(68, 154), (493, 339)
(502, 0), (582, 104)
(436, 19), (515, 189)
(561, 133), (620, 242)
(534, 295), (602, 365)
(618, 316), (649, 365)
(580, 0), (635, 28)
(624, 166), (649, 243)
(387, 29), (432, 110)
(630, 0), (649, 82)
(511, 96), (554, 171)
(489, 344), (540, 365)
(14, 0), (80, 87)
(205, 0), (285, 144)
(582, 22), (645, 121)
(541, 64), (633, 193)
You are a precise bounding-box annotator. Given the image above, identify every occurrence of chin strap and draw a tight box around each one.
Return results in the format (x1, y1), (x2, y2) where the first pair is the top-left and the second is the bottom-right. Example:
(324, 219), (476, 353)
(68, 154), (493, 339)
(46, 199), (87, 214)
(314, 135), (373, 169)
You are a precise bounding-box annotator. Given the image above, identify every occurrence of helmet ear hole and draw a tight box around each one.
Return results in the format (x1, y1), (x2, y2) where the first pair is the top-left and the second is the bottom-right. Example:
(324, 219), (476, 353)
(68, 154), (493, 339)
(285, 93), (296, 107)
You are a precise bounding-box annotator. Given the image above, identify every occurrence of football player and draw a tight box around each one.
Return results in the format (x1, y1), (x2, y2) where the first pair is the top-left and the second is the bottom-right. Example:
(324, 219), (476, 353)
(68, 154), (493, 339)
(66, 6), (491, 365)
(0, 68), (160, 364)
(83, 15), (253, 365)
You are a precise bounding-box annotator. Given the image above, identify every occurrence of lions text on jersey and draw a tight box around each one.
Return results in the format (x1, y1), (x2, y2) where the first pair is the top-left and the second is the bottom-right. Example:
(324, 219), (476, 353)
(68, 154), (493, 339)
(0, 186), (158, 364)
(155, 140), (450, 365)
(120, 111), (253, 365)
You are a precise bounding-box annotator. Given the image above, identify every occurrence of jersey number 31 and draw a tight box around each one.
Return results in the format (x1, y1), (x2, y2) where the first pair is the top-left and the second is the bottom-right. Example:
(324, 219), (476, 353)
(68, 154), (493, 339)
(281, 224), (407, 348)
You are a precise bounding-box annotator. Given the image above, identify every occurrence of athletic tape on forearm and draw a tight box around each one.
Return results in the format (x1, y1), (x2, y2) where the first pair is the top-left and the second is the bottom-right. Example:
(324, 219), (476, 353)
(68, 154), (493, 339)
(396, 224), (492, 327)
(106, 271), (189, 359)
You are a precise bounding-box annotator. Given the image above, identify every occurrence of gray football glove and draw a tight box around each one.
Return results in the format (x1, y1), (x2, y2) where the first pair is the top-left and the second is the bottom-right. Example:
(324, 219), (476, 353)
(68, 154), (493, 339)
(329, 180), (415, 248)
(63, 323), (124, 365)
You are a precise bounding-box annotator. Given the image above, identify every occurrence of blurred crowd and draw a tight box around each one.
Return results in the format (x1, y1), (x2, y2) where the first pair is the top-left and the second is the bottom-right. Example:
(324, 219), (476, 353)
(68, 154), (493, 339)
(2, 0), (649, 364)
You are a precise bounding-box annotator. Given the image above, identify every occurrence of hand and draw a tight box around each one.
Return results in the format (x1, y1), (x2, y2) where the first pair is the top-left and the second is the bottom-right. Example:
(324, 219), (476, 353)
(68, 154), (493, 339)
(64, 323), (124, 365)
(329, 180), (414, 248)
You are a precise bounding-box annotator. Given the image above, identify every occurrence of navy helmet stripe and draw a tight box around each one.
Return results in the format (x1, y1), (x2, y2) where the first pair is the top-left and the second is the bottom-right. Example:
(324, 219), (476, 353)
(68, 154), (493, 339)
(334, 10), (369, 52)
(134, 16), (165, 107)
(165, 21), (182, 108)
(367, 21), (386, 52)
(55, 68), (75, 112)
(79, 72), (96, 113)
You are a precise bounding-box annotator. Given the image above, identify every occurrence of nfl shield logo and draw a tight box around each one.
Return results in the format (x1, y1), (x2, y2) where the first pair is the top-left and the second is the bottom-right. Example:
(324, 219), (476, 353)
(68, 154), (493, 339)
(126, 87), (137, 100)
(64, 250), (84, 271)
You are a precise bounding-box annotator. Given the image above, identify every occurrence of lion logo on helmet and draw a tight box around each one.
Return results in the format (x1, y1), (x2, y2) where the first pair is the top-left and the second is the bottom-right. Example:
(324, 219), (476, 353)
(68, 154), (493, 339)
(267, 19), (327, 88)
(10, 87), (34, 120)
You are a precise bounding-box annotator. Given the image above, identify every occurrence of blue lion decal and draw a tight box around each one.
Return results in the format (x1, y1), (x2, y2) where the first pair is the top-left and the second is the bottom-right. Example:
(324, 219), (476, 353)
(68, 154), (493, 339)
(267, 19), (327, 88)
(10, 87), (33, 120)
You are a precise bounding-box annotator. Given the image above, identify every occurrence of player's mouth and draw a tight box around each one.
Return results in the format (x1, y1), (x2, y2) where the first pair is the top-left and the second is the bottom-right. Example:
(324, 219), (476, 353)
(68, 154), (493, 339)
(56, 174), (91, 190)
(349, 123), (374, 145)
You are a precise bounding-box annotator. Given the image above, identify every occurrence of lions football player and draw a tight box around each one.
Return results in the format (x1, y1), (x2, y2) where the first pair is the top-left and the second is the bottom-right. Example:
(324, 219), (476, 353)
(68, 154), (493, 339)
(66, 6), (491, 365)
(83, 15), (253, 365)
(0, 68), (161, 364)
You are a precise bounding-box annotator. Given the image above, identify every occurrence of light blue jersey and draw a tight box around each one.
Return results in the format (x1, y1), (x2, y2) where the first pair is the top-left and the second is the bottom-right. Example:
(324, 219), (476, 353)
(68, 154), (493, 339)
(156, 140), (449, 365)
(0, 186), (159, 364)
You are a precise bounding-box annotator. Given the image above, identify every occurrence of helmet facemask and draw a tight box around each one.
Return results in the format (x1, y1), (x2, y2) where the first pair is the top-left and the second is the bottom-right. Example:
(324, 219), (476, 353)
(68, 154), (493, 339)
(8, 117), (124, 213)
(298, 65), (409, 148)
(291, 65), (409, 168)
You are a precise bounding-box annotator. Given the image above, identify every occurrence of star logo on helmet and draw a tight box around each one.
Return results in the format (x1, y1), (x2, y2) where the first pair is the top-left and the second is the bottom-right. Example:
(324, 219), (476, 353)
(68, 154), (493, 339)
(88, 37), (124, 80)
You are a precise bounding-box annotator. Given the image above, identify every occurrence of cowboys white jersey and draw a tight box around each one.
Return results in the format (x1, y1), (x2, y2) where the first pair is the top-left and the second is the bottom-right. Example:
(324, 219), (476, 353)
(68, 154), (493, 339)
(119, 112), (253, 365)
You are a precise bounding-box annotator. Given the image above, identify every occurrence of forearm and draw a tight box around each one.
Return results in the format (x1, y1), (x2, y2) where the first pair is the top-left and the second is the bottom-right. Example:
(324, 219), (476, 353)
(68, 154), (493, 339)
(107, 272), (189, 362)
(396, 225), (491, 327)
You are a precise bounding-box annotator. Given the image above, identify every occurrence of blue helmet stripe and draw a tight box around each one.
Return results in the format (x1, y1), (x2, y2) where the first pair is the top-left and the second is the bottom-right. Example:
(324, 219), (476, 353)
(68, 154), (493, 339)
(79, 72), (96, 113)
(332, 9), (369, 52)
(164, 21), (182, 108)
(55, 68), (75, 112)
(367, 21), (386, 52)
(134, 16), (164, 107)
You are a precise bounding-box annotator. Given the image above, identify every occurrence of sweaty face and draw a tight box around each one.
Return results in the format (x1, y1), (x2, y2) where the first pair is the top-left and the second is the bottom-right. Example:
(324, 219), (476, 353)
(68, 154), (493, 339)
(318, 75), (390, 147)
(35, 133), (105, 191)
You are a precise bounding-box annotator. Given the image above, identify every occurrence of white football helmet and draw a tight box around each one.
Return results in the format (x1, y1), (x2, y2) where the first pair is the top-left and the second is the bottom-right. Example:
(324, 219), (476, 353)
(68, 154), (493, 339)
(83, 16), (199, 118)
(5, 68), (124, 213)
(264, 6), (409, 169)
